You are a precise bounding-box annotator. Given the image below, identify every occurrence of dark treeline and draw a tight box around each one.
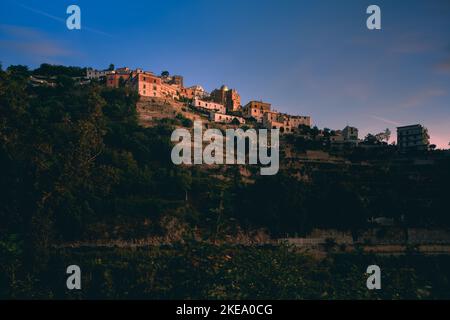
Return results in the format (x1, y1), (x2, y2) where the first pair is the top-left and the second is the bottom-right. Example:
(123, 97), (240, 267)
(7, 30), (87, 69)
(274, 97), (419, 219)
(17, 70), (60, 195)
(33, 63), (86, 77)
(5, 243), (450, 299)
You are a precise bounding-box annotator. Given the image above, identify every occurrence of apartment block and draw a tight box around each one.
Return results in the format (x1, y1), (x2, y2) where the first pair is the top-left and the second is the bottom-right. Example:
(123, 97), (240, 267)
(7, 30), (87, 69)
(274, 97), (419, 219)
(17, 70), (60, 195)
(342, 126), (358, 141)
(397, 124), (430, 151)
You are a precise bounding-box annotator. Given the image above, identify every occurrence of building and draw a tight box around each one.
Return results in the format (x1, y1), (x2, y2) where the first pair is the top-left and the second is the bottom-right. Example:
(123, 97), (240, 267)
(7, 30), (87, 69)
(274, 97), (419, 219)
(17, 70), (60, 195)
(170, 75), (183, 87)
(161, 74), (184, 88)
(193, 98), (226, 114)
(342, 126), (359, 141)
(285, 115), (311, 128)
(262, 112), (292, 133)
(330, 134), (345, 143)
(210, 85), (241, 112)
(106, 67), (211, 100)
(133, 72), (162, 97)
(106, 68), (180, 99)
(86, 68), (110, 80)
(180, 85), (209, 100)
(397, 124), (430, 151)
(243, 101), (271, 122)
(106, 67), (132, 88)
(262, 111), (311, 134)
(209, 112), (246, 124)
(116, 67), (131, 73)
(29, 75), (56, 87)
(106, 69), (177, 99)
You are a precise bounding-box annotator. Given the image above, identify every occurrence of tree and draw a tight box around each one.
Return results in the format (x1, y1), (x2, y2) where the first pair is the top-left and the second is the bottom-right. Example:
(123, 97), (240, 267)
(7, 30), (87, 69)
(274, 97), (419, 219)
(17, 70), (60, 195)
(384, 128), (391, 142)
(297, 124), (311, 135)
(108, 63), (115, 71)
(375, 128), (391, 143)
(231, 117), (241, 125)
(363, 133), (379, 145)
(161, 71), (170, 78)
(118, 77), (126, 88)
(310, 126), (320, 138)
(6, 65), (30, 79)
(32, 63), (85, 77)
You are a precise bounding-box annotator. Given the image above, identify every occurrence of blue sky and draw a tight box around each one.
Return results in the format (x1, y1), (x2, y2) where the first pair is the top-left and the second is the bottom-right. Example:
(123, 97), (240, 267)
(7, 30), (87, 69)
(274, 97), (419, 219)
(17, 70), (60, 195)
(1, 0), (449, 148)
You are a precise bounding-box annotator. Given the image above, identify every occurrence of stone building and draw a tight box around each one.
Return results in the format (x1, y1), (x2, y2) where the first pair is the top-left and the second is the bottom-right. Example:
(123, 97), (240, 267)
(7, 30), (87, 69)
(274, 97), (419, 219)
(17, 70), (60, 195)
(134, 72), (161, 97)
(106, 67), (132, 88)
(210, 85), (241, 112)
(262, 111), (311, 134)
(193, 98), (226, 114)
(161, 74), (184, 88)
(209, 112), (246, 124)
(285, 115), (312, 128)
(243, 100), (272, 122)
(128, 71), (179, 99)
(180, 85), (209, 100)
(86, 68), (110, 80)
(106, 68), (182, 100)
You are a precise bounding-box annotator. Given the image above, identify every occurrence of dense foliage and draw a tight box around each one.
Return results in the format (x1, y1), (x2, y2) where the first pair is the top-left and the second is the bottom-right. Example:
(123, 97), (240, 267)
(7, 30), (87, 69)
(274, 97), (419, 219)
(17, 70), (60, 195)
(1, 241), (450, 299)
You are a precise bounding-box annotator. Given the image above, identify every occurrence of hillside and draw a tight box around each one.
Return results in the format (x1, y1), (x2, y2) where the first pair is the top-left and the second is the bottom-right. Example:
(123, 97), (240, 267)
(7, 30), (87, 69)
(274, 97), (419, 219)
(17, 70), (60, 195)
(2, 65), (450, 299)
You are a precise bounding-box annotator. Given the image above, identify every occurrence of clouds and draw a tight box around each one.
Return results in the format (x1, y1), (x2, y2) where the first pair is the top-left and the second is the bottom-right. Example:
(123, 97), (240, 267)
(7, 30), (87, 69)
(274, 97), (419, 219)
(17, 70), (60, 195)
(388, 33), (436, 55)
(434, 55), (450, 74)
(399, 88), (447, 109)
(0, 24), (79, 63)
(369, 115), (401, 127)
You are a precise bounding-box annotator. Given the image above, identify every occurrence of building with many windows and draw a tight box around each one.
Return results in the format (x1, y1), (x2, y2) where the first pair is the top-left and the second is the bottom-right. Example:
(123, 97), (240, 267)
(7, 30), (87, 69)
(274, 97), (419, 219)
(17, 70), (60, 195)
(342, 126), (359, 142)
(397, 124), (430, 151)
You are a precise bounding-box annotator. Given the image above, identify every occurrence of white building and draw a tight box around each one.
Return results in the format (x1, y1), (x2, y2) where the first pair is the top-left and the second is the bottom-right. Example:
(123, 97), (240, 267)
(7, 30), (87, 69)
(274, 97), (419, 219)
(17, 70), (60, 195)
(189, 85), (209, 99)
(86, 68), (111, 79)
(193, 98), (226, 114)
(209, 112), (246, 124)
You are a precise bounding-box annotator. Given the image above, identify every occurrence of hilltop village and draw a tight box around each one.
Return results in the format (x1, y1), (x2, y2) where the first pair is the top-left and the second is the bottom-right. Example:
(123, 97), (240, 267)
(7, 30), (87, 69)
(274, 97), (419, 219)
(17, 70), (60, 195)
(85, 66), (434, 152)
(27, 64), (435, 152)
(92, 66), (313, 134)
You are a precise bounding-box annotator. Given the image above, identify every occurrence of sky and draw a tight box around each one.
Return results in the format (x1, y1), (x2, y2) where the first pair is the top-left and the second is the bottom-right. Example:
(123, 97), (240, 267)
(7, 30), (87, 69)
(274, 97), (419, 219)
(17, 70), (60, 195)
(1, 0), (449, 148)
